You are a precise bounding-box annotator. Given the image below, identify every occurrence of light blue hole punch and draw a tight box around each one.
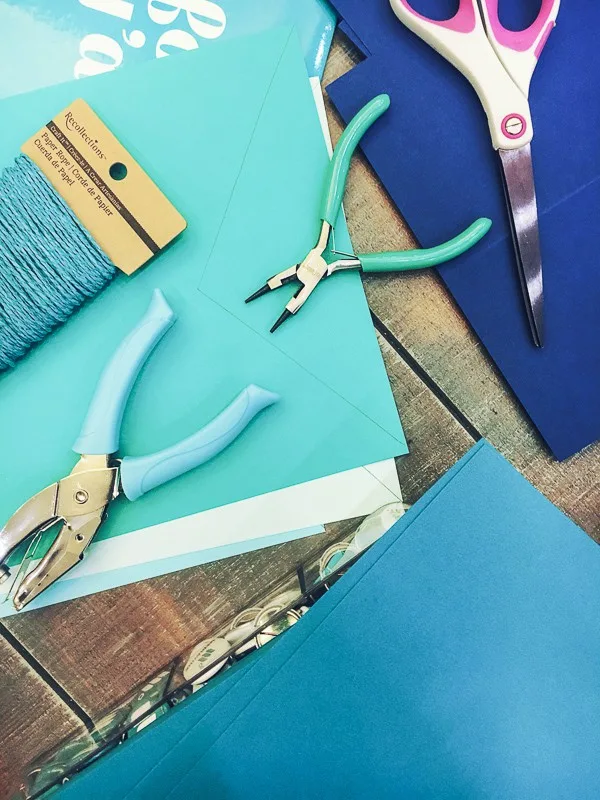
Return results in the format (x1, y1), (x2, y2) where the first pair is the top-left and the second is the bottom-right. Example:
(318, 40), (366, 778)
(0, 288), (278, 610)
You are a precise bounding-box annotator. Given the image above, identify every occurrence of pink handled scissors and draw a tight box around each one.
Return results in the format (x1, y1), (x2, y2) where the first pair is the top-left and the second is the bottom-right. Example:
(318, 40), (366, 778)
(389, 0), (561, 348)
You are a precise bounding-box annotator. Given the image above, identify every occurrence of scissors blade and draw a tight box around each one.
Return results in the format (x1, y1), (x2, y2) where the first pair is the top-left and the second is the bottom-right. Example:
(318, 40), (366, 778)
(498, 145), (544, 348)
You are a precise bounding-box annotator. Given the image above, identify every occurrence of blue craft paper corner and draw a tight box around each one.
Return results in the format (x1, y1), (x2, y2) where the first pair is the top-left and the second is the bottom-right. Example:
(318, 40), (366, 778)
(326, 0), (600, 461)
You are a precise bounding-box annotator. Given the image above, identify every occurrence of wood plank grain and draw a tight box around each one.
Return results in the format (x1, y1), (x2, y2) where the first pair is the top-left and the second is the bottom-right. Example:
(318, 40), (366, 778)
(323, 33), (600, 540)
(2, 339), (471, 722)
(378, 335), (473, 504)
(0, 637), (86, 800)
(2, 533), (338, 719)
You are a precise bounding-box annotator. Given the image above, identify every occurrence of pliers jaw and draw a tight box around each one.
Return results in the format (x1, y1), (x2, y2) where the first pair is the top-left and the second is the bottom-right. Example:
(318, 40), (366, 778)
(0, 455), (118, 610)
(271, 245), (329, 333)
(246, 221), (344, 333)
(245, 265), (299, 303)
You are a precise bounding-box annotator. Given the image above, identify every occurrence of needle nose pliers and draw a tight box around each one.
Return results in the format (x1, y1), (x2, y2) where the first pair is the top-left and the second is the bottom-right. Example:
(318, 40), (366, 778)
(246, 94), (491, 333)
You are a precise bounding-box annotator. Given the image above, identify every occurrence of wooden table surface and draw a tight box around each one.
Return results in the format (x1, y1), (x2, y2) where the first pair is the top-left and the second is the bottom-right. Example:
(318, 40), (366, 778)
(1, 34), (599, 799)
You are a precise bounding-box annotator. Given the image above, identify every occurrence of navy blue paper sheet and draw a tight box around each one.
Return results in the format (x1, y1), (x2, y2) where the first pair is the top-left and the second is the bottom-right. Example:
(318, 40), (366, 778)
(328, 0), (600, 461)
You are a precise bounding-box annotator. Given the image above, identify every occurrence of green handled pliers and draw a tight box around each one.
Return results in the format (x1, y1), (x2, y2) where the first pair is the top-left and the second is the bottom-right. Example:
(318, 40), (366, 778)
(246, 93), (492, 333)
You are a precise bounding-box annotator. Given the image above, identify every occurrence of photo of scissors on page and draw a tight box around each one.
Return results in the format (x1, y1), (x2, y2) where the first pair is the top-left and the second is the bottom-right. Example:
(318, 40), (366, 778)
(390, 0), (561, 348)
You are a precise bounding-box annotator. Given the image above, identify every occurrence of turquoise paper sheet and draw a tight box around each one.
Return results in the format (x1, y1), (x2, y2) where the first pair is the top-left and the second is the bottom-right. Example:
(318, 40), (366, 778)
(0, 0), (336, 100)
(0, 29), (406, 548)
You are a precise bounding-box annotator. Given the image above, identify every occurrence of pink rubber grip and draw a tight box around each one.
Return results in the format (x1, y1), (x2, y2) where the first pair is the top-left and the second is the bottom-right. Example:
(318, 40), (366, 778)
(394, 0), (477, 34)
(483, 0), (559, 55)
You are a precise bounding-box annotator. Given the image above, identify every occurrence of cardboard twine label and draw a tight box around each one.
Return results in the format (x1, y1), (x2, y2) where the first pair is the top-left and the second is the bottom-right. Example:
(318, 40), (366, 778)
(22, 99), (186, 275)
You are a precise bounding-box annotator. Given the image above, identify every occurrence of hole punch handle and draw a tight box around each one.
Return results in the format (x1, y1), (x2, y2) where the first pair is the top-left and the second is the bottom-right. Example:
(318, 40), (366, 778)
(73, 289), (175, 456)
(120, 385), (279, 501)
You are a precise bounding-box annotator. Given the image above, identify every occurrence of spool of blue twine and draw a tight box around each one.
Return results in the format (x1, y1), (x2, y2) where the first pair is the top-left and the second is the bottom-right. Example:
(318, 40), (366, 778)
(0, 154), (116, 372)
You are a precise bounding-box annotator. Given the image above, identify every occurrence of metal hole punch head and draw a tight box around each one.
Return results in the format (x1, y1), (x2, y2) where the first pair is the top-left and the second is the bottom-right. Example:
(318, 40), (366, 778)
(0, 289), (278, 611)
(245, 94), (492, 333)
(1, 456), (118, 611)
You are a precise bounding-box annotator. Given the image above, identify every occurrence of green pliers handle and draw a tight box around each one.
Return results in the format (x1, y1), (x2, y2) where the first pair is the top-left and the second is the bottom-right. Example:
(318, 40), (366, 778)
(357, 218), (492, 272)
(321, 94), (391, 226)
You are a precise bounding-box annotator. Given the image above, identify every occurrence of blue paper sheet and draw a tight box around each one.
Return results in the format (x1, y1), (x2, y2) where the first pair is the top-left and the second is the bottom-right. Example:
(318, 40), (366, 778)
(326, 0), (600, 461)
(58, 440), (600, 798)
(0, 29), (406, 551)
(338, 19), (371, 56)
(58, 450), (469, 800)
(0, 0), (335, 99)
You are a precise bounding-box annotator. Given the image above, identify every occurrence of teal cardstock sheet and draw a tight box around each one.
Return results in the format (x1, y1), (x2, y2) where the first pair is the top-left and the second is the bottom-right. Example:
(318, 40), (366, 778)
(0, 29), (406, 553)
(0, 0), (336, 100)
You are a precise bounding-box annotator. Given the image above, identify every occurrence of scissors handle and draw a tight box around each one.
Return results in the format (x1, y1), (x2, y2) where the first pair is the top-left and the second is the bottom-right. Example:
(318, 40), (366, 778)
(479, 0), (560, 96)
(320, 94), (390, 226)
(358, 217), (491, 272)
(389, 0), (547, 150)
